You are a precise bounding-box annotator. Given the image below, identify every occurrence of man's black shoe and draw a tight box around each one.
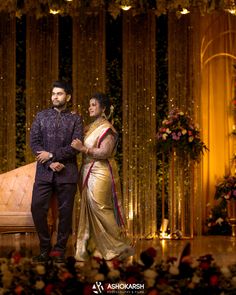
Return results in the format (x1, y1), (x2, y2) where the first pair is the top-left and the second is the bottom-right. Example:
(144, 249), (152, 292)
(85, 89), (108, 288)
(49, 250), (65, 263)
(32, 251), (51, 263)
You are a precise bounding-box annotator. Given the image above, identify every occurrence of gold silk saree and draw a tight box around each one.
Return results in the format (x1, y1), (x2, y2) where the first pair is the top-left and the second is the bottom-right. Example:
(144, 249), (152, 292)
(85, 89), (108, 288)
(75, 118), (132, 261)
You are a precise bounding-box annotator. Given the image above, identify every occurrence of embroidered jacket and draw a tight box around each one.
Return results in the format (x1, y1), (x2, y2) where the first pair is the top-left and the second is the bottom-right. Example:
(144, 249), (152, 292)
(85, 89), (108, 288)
(30, 108), (83, 183)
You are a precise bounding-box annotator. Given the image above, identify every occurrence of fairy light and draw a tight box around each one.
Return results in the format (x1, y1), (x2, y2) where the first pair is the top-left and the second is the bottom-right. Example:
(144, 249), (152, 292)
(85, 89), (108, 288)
(120, 0), (132, 11)
(225, 0), (236, 14)
(180, 7), (190, 14)
(49, 9), (61, 14)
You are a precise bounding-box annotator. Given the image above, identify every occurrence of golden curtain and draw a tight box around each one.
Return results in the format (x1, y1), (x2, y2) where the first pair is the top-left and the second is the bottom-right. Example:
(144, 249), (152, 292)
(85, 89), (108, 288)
(25, 15), (59, 162)
(0, 13), (16, 172)
(201, 12), (236, 229)
(122, 11), (156, 238)
(168, 11), (202, 235)
(72, 9), (106, 120)
(72, 9), (106, 235)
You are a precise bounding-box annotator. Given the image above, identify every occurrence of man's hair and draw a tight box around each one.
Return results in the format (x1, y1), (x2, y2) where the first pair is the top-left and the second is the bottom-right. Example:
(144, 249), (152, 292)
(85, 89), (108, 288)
(52, 80), (72, 95)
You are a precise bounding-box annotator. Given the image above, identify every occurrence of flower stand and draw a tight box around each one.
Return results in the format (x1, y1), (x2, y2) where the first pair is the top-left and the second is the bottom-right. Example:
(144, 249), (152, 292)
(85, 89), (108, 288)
(227, 198), (236, 237)
(168, 149), (194, 239)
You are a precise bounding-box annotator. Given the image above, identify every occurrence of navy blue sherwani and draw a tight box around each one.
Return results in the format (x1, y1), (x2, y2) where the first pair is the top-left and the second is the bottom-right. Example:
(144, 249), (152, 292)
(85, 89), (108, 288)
(30, 107), (83, 254)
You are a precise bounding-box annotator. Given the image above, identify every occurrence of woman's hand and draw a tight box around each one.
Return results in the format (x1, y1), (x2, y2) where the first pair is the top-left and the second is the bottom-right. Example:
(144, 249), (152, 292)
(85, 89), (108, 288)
(71, 139), (84, 151)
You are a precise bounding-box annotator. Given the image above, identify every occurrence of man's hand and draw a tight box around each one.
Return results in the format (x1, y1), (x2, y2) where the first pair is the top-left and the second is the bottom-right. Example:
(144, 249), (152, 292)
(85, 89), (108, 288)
(36, 151), (52, 163)
(49, 162), (65, 172)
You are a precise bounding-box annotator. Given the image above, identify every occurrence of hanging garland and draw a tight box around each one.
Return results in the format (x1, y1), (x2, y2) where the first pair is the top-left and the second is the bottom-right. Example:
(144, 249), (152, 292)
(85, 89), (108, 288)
(0, 0), (232, 18)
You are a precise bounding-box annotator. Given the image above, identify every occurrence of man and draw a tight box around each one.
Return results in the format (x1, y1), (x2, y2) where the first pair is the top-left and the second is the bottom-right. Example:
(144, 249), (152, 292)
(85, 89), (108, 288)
(30, 80), (83, 263)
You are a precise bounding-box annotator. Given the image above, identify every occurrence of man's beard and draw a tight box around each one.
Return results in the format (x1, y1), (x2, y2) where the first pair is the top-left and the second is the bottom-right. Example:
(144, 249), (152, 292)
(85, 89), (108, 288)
(52, 100), (66, 109)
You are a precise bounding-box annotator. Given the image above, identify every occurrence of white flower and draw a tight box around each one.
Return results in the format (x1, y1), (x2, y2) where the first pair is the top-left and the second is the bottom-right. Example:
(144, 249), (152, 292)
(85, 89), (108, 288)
(36, 264), (46, 275)
(162, 133), (168, 140)
(145, 278), (156, 288)
(94, 273), (105, 282)
(188, 136), (194, 142)
(169, 263), (179, 275)
(182, 129), (187, 135)
(166, 128), (171, 134)
(107, 269), (120, 280)
(216, 218), (224, 225)
(143, 269), (157, 280)
(91, 258), (100, 269)
(1, 263), (8, 273)
(221, 266), (231, 278)
(232, 276), (236, 287)
(2, 271), (13, 288)
(192, 274), (201, 284)
(179, 112), (184, 115)
(35, 280), (45, 289)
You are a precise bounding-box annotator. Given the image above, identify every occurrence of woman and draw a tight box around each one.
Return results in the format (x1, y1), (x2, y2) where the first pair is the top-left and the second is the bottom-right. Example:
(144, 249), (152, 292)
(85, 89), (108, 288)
(71, 93), (134, 261)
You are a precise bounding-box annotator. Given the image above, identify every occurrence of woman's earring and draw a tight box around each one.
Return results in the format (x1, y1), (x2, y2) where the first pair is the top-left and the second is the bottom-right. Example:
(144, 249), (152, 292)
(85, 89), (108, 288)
(102, 111), (107, 119)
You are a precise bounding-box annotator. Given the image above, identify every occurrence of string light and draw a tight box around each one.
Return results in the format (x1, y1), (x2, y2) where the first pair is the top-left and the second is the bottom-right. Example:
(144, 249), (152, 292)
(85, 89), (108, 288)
(49, 0), (61, 15)
(180, 7), (190, 14)
(120, 0), (132, 11)
(225, 0), (236, 15)
(49, 9), (61, 14)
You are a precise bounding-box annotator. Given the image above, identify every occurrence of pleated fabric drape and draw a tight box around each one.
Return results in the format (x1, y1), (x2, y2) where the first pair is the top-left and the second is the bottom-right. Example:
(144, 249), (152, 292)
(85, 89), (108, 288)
(168, 11), (202, 235)
(0, 13), (16, 172)
(122, 11), (157, 238)
(25, 15), (59, 162)
(201, 12), (236, 229)
(72, 9), (106, 120)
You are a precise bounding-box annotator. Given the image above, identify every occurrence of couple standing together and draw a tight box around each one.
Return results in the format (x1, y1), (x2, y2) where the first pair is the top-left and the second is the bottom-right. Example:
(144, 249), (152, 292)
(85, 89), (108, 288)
(30, 80), (133, 263)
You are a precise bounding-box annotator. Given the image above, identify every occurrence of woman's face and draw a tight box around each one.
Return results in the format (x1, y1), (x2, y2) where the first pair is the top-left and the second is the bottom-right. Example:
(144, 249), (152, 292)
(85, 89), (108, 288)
(89, 98), (105, 118)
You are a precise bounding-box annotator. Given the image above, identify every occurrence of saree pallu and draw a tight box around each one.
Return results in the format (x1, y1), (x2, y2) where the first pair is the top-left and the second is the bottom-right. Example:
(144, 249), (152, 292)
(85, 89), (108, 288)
(75, 120), (132, 261)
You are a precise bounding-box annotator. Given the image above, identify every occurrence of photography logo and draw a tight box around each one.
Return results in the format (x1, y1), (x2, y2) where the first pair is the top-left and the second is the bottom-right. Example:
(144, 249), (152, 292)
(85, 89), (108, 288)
(92, 281), (104, 294)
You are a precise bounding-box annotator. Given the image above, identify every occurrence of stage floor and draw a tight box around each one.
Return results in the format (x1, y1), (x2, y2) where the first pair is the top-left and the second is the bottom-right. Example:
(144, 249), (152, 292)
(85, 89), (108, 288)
(0, 233), (235, 266)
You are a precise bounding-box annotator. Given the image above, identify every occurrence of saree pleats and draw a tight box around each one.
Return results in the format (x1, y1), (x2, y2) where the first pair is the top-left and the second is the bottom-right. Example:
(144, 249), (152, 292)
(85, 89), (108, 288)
(75, 121), (131, 261)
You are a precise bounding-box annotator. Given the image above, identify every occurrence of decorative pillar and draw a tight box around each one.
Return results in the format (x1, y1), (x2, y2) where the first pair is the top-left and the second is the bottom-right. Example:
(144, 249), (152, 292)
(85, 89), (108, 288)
(72, 8), (106, 120)
(0, 13), (16, 172)
(25, 15), (59, 162)
(122, 11), (156, 238)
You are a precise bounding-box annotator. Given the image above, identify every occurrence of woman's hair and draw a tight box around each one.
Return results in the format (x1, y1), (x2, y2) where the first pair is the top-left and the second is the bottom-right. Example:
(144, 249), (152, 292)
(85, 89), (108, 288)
(52, 80), (72, 95)
(91, 92), (111, 116)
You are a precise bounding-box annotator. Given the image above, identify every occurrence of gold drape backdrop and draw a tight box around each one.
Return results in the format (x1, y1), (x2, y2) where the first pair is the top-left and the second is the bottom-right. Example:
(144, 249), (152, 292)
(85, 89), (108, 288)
(72, 9), (106, 120)
(25, 16), (59, 162)
(0, 13), (16, 172)
(72, 10), (106, 235)
(122, 11), (157, 238)
(168, 11), (202, 235)
(201, 12), (236, 229)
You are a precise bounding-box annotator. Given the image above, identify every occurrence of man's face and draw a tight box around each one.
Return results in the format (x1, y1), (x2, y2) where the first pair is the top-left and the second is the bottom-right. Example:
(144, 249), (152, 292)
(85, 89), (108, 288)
(51, 87), (70, 109)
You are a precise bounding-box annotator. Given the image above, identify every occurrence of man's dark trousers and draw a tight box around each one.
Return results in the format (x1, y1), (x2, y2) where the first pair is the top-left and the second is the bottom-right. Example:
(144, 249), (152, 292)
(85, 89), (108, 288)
(31, 178), (77, 253)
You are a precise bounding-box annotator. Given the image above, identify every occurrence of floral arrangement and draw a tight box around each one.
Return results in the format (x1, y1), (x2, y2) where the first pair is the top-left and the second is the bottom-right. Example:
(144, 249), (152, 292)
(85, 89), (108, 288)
(206, 203), (231, 235)
(156, 108), (207, 161)
(214, 175), (236, 201)
(1, 245), (236, 294)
